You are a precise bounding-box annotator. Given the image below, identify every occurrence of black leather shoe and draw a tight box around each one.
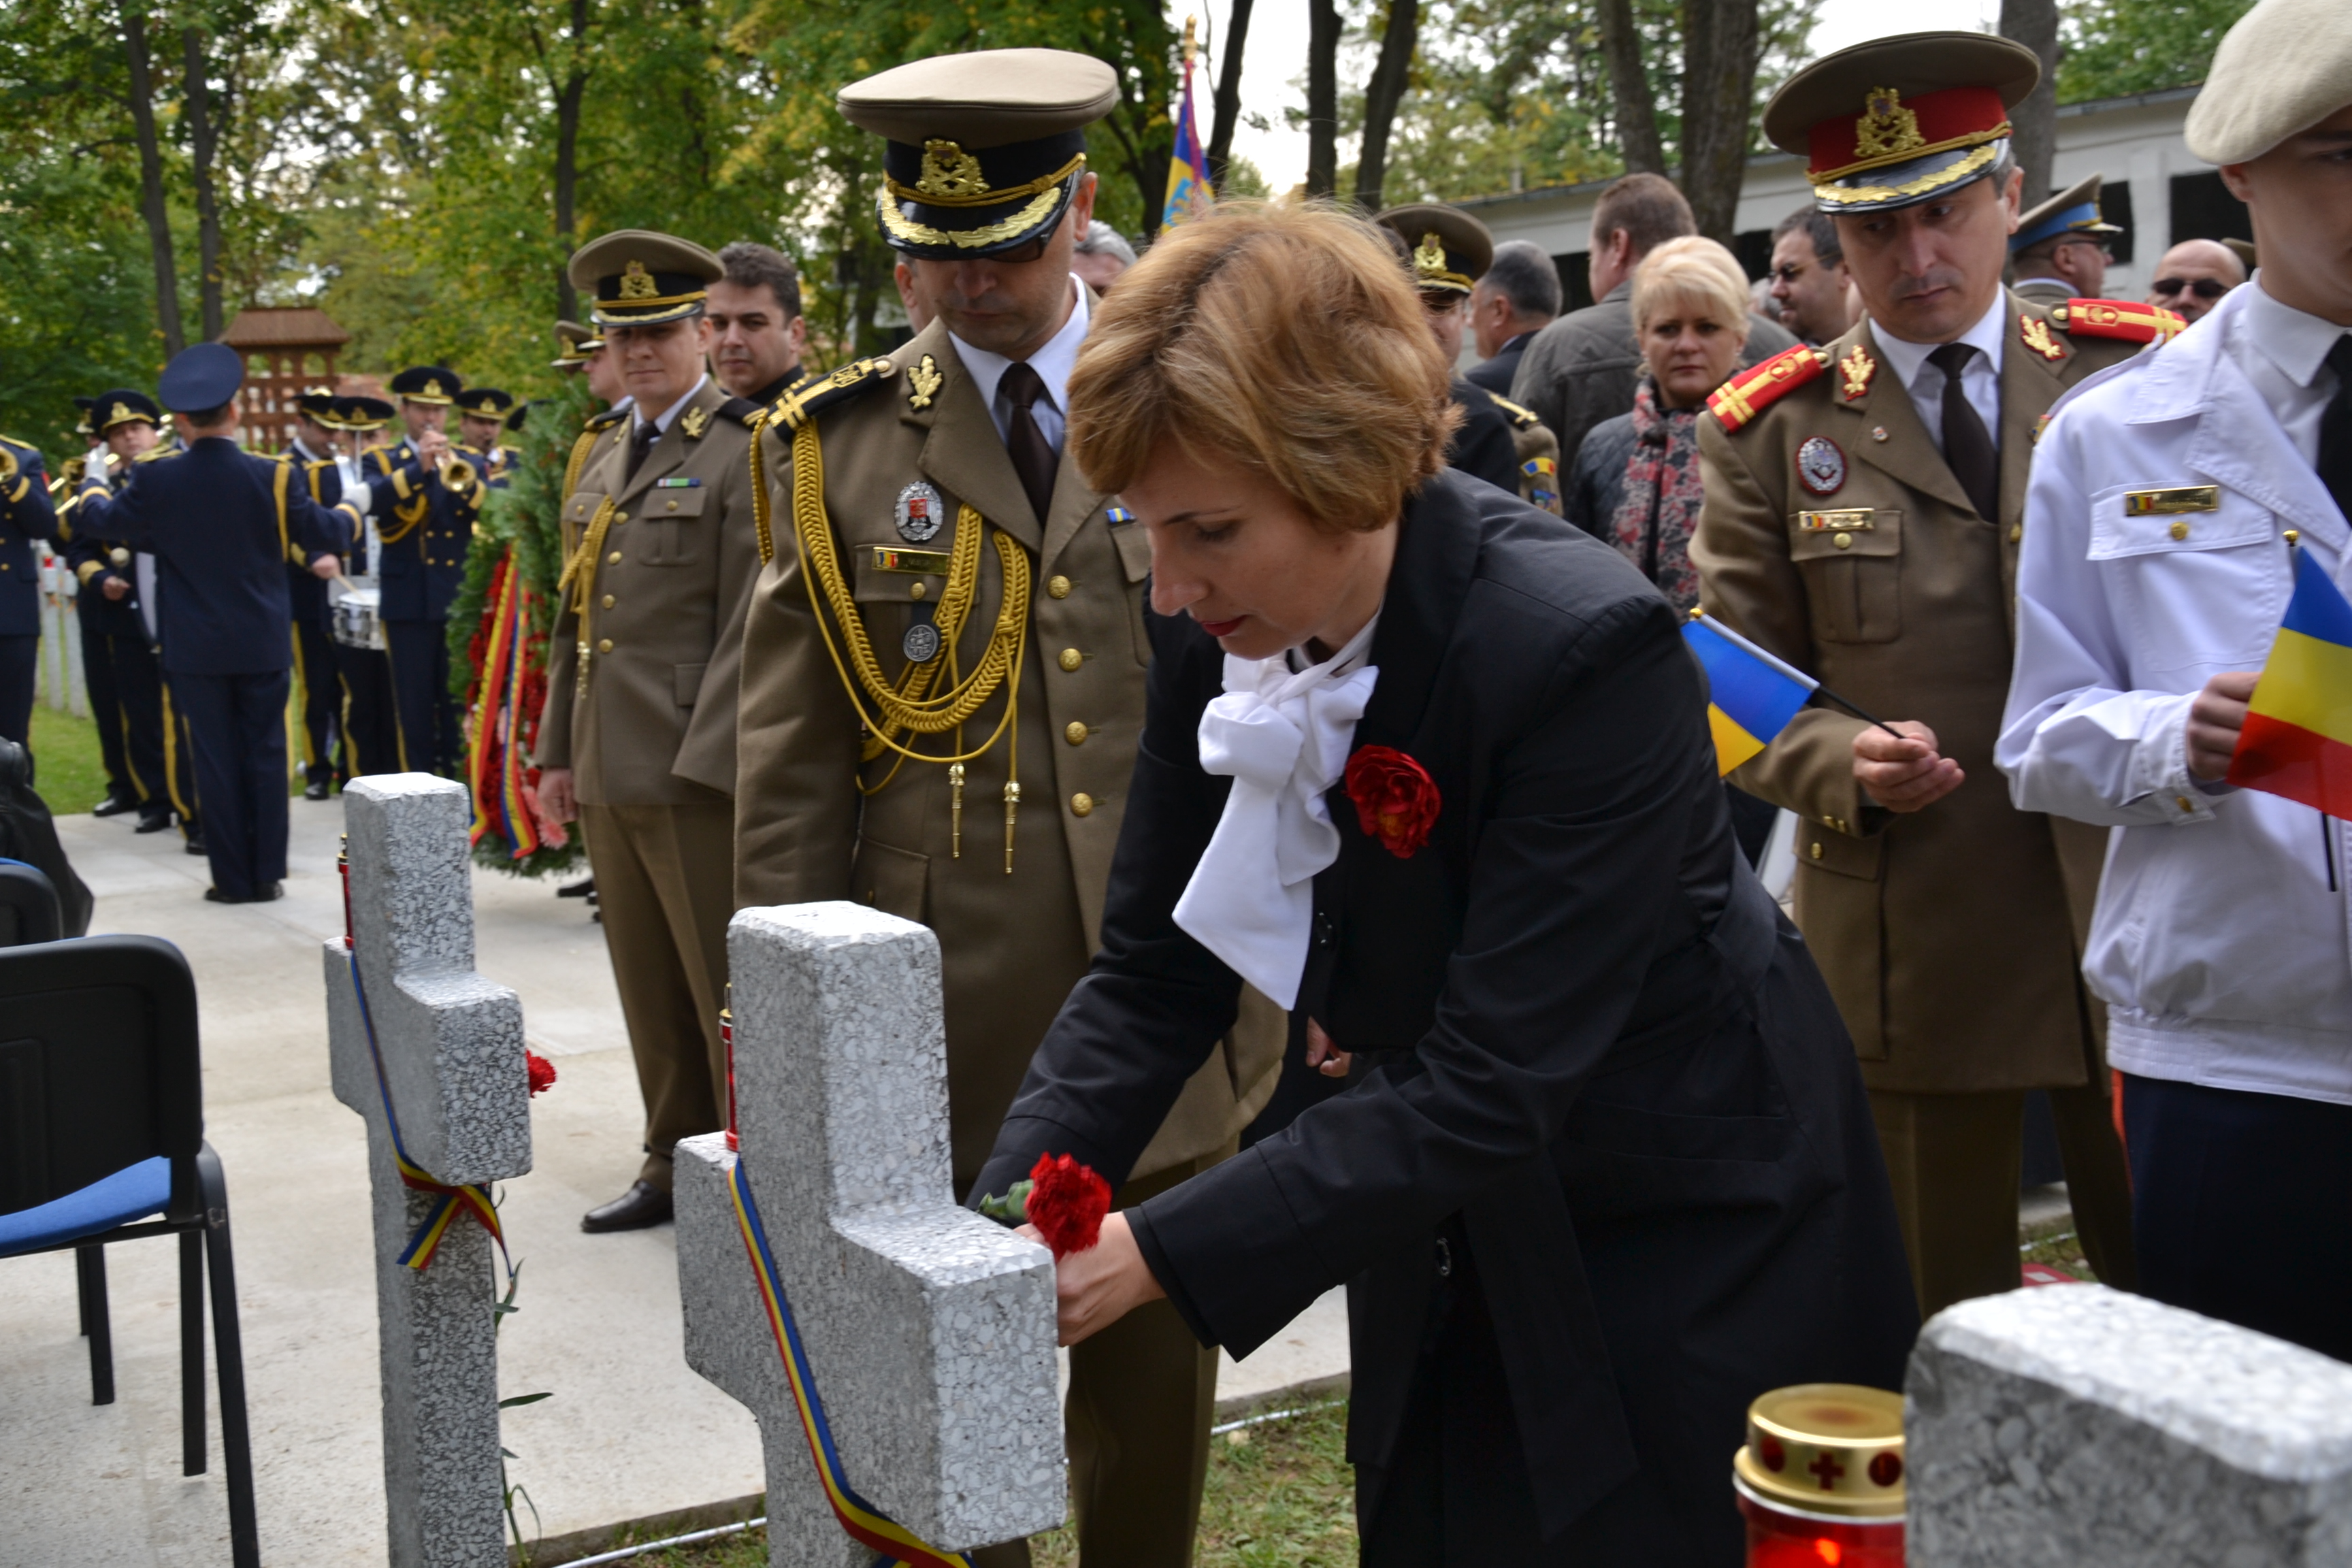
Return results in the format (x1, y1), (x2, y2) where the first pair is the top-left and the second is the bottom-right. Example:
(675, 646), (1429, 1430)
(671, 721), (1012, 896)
(204, 886), (246, 904)
(304, 779), (331, 801)
(557, 877), (595, 899)
(93, 795), (136, 817)
(581, 1181), (672, 1233)
(134, 812), (174, 834)
(185, 833), (207, 855)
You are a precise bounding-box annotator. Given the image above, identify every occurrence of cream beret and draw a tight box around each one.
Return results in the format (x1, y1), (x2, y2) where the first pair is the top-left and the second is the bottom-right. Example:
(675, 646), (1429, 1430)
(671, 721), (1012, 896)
(2185, 0), (2352, 164)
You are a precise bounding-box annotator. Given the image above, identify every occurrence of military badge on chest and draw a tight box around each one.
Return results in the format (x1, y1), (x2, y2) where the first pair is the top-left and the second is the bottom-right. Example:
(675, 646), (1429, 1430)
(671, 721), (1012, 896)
(1796, 436), (1847, 496)
(896, 479), (945, 542)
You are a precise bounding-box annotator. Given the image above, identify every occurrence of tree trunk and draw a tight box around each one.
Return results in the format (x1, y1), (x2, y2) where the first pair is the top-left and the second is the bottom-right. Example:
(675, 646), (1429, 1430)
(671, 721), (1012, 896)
(1596, 0), (1665, 176)
(1205, 0), (1252, 190)
(553, 0), (590, 323)
(1305, 0), (1339, 199)
(1352, 0), (1421, 212)
(1680, 0), (1763, 244)
(181, 25), (224, 342)
(120, 5), (184, 355)
(1999, 0), (2059, 201)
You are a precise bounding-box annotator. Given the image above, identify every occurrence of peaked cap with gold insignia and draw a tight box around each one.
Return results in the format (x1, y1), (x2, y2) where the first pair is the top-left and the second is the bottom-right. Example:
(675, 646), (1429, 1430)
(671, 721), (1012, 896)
(1764, 32), (2040, 214)
(840, 48), (1119, 261)
(551, 318), (604, 368)
(296, 385), (344, 428)
(1372, 203), (1493, 296)
(566, 231), (723, 329)
(2012, 174), (2123, 253)
(91, 388), (163, 433)
(453, 387), (518, 421)
(388, 365), (464, 404)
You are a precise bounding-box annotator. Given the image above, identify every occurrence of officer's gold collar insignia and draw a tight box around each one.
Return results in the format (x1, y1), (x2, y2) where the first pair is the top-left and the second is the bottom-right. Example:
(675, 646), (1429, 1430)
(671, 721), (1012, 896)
(1855, 88), (1924, 161)
(619, 261), (659, 301)
(917, 141), (990, 201)
(1837, 343), (1876, 401)
(2019, 314), (2067, 361)
(908, 354), (943, 412)
(681, 404), (711, 439)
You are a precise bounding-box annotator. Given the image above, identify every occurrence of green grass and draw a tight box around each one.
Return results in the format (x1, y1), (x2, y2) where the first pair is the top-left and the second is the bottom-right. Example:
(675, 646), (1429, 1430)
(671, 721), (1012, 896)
(610, 1401), (1358, 1568)
(27, 702), (108, 816)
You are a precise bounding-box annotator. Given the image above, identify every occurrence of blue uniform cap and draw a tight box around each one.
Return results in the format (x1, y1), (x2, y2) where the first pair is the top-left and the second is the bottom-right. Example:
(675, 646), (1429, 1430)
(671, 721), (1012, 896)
(157, 342), (245, 415)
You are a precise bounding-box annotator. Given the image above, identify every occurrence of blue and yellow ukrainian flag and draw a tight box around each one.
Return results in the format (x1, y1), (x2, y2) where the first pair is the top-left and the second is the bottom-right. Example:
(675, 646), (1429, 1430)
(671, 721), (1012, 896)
(1162, 19), (1212, 231)
(1683, 611), (1818, 774)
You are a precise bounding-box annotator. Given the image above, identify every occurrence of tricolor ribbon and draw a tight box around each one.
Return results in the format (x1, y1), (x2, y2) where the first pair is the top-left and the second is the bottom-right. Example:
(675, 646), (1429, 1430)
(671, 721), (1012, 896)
(725, 1156), (975, 1568)
(346, 944), (508, 1272)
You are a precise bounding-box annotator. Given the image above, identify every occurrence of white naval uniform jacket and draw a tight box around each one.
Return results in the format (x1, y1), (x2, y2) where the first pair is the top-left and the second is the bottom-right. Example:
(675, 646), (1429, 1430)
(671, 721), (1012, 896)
(1997, 284), (2352, 1106)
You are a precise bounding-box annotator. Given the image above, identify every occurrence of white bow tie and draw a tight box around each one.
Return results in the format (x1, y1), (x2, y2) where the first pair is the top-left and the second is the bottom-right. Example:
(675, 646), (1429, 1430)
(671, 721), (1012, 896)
(1175, 630), (1379, 1010)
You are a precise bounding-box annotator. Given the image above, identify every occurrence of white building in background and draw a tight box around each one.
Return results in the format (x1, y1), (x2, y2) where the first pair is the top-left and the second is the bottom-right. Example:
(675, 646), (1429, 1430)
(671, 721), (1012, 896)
(1455, 86), (2232, 311)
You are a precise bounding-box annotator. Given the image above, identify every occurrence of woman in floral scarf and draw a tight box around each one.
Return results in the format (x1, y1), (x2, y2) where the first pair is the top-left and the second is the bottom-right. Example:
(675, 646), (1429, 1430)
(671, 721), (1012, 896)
(1563, 236), (1752, 611)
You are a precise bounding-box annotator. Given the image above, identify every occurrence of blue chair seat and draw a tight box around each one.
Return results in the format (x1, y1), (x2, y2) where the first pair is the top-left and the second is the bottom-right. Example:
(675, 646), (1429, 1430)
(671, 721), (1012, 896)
(0, 1156), (171, 1256)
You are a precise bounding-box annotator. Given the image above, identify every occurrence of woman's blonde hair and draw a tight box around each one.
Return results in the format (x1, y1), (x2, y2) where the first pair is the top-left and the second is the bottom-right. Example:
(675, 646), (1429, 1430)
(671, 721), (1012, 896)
(1066, 201), (1459, 532)
(1630, 235), (1752, 342)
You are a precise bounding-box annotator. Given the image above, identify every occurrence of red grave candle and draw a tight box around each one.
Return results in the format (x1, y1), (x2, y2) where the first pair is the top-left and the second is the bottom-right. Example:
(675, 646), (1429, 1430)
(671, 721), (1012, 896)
(1733, 1384), (1906, 1568)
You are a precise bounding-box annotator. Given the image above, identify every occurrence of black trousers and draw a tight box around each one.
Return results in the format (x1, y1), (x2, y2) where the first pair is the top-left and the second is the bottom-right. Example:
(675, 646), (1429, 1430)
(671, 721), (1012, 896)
(0, 632), (34, 747)
(2125, 1072), (2352, 1362)
(80, 623), (168, 816)
(159, 679), (202, 836)
(333, 640), (406, 778)
(171, 669), (291, 899)
(384, 617), (457, 777)
(291, 618), (344, 785)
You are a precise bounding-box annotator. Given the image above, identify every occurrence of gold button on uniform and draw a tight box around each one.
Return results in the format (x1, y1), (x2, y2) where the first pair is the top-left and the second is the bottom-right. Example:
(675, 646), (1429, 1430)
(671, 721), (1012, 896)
(1047, 574), (1072, 600)
(1833, 534), (1853, 550)
(1064, 721), (1089, 746)
(602, 593), (615, 609)
(1058, 648), (1083, 672)
(2176, 795), (2194, 813)
(2008, 524), (2022, 543)
(597, 638), (613, 653)
(608, 551), (623, 564)
(1070, 792), (1095, 817)
(614, 510), (628, 523)
(911, 581), (928, 601)
(1810, 842), (1824, 860)
(2169, 521), (2189, 541)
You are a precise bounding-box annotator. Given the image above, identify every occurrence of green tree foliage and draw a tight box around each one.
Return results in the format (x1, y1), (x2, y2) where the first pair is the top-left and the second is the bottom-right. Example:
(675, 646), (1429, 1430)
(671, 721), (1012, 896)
(2057, 0), (2253, 102)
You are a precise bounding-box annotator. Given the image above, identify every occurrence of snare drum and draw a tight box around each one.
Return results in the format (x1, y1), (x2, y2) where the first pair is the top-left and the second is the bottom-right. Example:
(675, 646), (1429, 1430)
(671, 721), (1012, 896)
(329, 577), (386, 651)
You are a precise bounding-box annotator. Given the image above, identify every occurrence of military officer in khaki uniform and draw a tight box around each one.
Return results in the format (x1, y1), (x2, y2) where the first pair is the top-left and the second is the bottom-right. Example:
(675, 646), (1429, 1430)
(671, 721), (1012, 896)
(1690, 33), (2181, 1320)
(536, 231), (766, 1233)
(732, 50), (1283, 1568)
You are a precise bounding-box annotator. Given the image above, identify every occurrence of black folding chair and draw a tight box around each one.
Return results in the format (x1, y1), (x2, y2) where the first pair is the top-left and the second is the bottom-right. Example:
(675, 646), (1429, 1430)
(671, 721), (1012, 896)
(0, 934), (258, 1568)
(0, 856), (63, 946)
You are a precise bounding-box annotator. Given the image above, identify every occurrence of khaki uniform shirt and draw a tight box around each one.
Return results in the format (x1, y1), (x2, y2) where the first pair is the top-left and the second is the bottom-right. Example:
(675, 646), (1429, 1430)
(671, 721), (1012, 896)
(734, 318), (1284, 1183)
(538, 378), (761, 806)
(1690, 292), (2142, 1094)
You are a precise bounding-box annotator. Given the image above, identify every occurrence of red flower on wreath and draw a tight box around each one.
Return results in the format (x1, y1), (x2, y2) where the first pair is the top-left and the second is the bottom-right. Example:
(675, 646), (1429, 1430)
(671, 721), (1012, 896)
(526, 1049), (558, 1097)
(1344, 745), (1440, 858)
(1027, 1152), (1112, 1259)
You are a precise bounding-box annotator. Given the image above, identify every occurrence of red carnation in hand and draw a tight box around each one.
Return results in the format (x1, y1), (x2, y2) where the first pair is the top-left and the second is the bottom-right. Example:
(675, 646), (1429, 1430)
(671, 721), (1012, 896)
(1027, 1152), (1112, 1260)
(526, 1050), (558, 1097)
(1344, 745), (1440, 858)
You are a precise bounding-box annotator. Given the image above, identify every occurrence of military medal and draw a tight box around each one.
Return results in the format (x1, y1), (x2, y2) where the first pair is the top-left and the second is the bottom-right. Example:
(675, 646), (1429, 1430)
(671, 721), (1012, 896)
(903, 620), (943, 663)
(896, 480), (945, 542)
(1796, 436), (1847, 496)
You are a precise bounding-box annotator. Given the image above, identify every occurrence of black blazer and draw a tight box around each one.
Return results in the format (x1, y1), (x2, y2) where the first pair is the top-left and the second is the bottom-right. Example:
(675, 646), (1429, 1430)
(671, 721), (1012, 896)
(978, 470), (1913, 1548)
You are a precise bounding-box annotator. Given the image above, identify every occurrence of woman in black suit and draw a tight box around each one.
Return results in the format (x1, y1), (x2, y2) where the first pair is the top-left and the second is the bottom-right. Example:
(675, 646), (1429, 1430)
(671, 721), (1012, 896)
(975, 203), (1916, 1562)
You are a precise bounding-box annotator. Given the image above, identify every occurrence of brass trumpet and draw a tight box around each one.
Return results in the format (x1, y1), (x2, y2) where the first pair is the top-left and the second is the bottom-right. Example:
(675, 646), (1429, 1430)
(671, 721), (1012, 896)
(440, 451), (478, 492)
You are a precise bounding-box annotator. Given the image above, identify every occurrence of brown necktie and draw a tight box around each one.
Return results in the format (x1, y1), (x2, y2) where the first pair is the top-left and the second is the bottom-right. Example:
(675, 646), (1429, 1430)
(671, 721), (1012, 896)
(1928, 342), (2000, 521)
(998, 361), (1058, 523)
(625, 419), (659, 480)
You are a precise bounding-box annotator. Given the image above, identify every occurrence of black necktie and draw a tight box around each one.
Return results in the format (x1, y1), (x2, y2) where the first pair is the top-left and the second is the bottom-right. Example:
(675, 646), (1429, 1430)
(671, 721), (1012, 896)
(1928, 342), (2001, 522)
(625, 419), (659, 480)
(2321, 337), (2352, 524)
(998, 362), (1058, 523)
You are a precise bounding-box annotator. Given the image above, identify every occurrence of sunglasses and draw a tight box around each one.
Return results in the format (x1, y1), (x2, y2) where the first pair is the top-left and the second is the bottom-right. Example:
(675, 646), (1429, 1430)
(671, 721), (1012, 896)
(2151, 276), (2232, 300)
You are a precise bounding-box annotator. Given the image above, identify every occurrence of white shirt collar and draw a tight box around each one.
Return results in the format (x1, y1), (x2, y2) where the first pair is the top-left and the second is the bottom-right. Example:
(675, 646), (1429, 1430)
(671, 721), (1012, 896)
(634, 376), (708, 435)
(949, 278), (1092, 434)
(1871, 287), (2010, 391)
(2242, 278), (2352, 389)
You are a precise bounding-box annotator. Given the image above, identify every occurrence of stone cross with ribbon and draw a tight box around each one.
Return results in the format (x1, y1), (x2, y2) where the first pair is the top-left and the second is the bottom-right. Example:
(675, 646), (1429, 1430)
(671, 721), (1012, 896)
(674, 903), (1063, 1565)
(324, 774), (532, 1568)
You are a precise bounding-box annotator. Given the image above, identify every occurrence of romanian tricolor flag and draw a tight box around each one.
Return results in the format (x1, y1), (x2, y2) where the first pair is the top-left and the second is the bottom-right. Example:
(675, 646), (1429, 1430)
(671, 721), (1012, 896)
(1684, 611), (1818, 775)
(1161, 20), (1211, 231)
(2228, 549), (2352, 815)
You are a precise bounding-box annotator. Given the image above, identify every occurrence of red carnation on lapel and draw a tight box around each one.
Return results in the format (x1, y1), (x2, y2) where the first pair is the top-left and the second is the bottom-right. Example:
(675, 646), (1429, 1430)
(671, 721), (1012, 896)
(1028, 1152), (1113, 1259)
(1345, 745), (1440, 858)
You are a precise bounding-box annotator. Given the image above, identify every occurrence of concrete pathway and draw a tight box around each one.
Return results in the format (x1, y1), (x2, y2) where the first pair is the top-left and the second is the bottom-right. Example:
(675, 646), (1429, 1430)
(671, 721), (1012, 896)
(1, 797), (1348, 1567)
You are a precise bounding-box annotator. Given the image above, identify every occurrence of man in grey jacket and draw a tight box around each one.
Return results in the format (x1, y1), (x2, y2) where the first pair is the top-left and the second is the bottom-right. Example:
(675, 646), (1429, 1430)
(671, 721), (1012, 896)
(1511, 172), (1798, 472)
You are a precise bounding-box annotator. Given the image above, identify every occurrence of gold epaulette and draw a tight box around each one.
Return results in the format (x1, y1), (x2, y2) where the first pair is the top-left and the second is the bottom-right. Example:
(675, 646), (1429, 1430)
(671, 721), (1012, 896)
(769, 357), (897, 433)
(1706, 345), (1830, 434)
(2052, 299), (2187, 345)
(1484, 391), (1541, 430)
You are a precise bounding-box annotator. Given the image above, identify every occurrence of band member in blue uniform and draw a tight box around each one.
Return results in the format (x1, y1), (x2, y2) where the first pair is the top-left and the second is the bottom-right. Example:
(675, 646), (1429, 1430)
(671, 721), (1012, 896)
(73, 344), (361, 903)
(0, 421), (58, 751)
(330, 395), (406, 775)
(59, 395), (171, 828)
(287, 388), (349, 798)
(453, 387), (519, 487)
(353, 365), (480, 776)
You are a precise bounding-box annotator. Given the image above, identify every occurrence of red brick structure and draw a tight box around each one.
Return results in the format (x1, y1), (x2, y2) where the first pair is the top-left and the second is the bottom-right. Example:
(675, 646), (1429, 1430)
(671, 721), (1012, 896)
(219, 306), (353, 452)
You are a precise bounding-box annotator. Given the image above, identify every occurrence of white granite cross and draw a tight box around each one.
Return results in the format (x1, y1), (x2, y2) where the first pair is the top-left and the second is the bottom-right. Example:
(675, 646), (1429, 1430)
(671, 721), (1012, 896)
(323, 774), (532, 1568)
(674, 903), (1063, 1564)
(1908, 1285), (2352, 1565)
